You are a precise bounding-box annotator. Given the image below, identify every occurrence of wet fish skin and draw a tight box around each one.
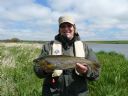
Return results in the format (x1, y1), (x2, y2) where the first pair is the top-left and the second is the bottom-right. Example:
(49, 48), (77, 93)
(34, 55), (100, 72)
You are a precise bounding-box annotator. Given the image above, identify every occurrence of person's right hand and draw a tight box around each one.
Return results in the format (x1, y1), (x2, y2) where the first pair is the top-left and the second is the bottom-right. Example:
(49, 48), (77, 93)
(75, 63), (88, 74)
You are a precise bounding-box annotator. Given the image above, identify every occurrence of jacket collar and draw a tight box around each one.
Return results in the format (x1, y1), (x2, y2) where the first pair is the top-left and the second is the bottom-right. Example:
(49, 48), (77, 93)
(55, 33), (80, 49)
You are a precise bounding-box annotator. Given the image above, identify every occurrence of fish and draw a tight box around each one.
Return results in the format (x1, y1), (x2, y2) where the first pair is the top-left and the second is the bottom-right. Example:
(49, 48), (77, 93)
(33, 55), (100, 72)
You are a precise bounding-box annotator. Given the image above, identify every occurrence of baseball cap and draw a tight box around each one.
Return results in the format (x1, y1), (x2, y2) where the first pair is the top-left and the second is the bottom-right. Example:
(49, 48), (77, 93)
(58, 16), (75, 25)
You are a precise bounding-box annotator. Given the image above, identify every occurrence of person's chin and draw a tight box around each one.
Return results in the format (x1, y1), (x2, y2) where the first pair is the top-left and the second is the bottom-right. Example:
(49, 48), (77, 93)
(65, 33), (71, 37)
(67, 36), (73, 40)
(65, 34), (70, 38)
(63, 34), (72, 40)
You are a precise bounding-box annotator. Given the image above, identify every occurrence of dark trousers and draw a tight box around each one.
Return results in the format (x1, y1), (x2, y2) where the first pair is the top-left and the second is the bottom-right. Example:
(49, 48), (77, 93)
(42, 69), (88, 96)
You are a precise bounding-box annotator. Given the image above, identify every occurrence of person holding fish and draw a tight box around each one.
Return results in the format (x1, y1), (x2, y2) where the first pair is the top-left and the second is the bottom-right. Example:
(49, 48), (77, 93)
(33, 16), (101, 96)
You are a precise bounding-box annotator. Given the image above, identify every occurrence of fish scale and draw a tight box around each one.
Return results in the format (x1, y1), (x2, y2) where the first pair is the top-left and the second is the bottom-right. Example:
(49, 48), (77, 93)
(33, 55), (100, 72)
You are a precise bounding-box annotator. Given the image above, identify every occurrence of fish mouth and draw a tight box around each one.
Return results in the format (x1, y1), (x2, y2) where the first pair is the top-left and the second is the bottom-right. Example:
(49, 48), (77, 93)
(42, 61), (56, 73)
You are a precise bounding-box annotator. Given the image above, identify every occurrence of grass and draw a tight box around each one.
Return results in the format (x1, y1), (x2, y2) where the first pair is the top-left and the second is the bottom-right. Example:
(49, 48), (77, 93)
(89, 51), (128, 96)
(0, 45), (128, 96)
(0, 46), (42, 96)
(1, 40), (128, 44)
(85, 40), (128, 44)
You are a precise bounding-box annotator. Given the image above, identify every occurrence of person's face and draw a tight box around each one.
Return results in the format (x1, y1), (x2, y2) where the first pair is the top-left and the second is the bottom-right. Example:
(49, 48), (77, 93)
(59, 22), (75, 40)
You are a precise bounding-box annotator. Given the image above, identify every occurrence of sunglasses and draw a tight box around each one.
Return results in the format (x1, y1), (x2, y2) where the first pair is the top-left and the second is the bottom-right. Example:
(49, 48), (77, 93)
(60, 24), (73, 28)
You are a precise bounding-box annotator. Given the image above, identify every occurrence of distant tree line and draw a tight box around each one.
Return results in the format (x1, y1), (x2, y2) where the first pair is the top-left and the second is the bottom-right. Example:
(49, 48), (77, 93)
(0, 38), (128, 44)
(0, 38), (48, 43)
(0, 38), (21, 42)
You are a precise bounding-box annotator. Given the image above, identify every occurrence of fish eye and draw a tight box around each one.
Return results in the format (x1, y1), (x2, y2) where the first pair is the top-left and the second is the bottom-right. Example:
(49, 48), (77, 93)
(46, 61), (51, 65)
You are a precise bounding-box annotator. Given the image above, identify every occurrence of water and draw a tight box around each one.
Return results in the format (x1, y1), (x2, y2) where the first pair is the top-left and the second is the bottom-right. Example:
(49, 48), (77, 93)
(88, 44), (128, 59)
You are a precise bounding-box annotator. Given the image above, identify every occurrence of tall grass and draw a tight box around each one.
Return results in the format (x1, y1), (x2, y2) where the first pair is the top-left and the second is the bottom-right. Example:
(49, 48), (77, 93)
(0, 46), (42, 96)
(0, 46), (128, 96)
(89, 51), (128, 96)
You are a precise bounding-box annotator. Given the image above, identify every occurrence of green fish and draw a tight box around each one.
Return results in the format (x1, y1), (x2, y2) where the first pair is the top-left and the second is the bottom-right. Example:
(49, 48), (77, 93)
(33, 55), (100, 72)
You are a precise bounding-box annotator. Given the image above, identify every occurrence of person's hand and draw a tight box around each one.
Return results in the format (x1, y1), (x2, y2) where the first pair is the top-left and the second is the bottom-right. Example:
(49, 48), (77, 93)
(75, 63), (88, 74)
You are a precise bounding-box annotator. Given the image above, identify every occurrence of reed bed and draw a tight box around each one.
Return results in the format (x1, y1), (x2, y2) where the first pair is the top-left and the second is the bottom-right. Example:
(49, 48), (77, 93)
(0, 44), (128, 96)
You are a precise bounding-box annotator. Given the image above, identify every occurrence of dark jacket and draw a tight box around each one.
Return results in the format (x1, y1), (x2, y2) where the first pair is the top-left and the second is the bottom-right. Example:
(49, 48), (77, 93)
(33, 33), (101, 96)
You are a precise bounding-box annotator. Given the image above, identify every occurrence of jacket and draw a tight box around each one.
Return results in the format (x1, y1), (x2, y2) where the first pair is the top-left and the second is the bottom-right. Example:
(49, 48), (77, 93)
(33, 33), (101, 96)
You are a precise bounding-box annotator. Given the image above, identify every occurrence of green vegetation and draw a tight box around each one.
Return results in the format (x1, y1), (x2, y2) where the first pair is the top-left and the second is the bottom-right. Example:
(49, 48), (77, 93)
(85, 40), (128, 44)
(89, 51), (128, 96)
(0, 45), (128, 96)
(0, 38), (47, 44)
(1, 38), (128, 44)
(0, 46), (42, 96)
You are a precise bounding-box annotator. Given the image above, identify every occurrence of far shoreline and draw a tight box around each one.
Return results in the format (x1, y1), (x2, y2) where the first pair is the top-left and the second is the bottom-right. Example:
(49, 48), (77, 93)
(0, 40), (128, 44)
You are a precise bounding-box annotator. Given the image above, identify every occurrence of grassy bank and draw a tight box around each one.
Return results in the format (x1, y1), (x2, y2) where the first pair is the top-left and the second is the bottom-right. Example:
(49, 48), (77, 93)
(1, 40), (128, 44)
(0, 46), (128, 96)
(89, 51), (128, 96)
(0, 46), (42, 96)
(85, 40), (128, 44)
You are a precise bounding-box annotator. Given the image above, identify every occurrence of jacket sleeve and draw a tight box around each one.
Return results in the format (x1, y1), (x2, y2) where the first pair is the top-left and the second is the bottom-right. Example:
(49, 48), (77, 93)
(33, 42), (52, 79)
(84, 44), (101, 81)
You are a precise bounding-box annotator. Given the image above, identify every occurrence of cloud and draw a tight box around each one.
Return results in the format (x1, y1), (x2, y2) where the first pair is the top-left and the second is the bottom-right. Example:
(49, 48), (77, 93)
(0, 2), (51, 21)
(0, 0), (128, 40)
(48, 0), (74, 11)
(48, 0), (128, 21)
(0, 28), (56, 40)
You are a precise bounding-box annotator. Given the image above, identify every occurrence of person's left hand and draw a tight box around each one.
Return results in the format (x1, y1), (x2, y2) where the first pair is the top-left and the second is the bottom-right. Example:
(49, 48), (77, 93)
(75, 63), (88, 74)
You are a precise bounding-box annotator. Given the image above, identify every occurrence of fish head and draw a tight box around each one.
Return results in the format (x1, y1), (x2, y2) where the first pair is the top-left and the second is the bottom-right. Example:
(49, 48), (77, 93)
(39, 59), (56, 73)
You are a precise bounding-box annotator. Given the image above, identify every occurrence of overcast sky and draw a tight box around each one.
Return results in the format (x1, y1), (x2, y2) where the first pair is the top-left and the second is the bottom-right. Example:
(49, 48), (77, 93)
(0, 0), (128, 41)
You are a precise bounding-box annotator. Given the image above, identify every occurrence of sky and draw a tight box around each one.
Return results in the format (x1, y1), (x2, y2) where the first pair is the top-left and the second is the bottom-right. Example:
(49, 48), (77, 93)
(0, 0), (128, 41)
